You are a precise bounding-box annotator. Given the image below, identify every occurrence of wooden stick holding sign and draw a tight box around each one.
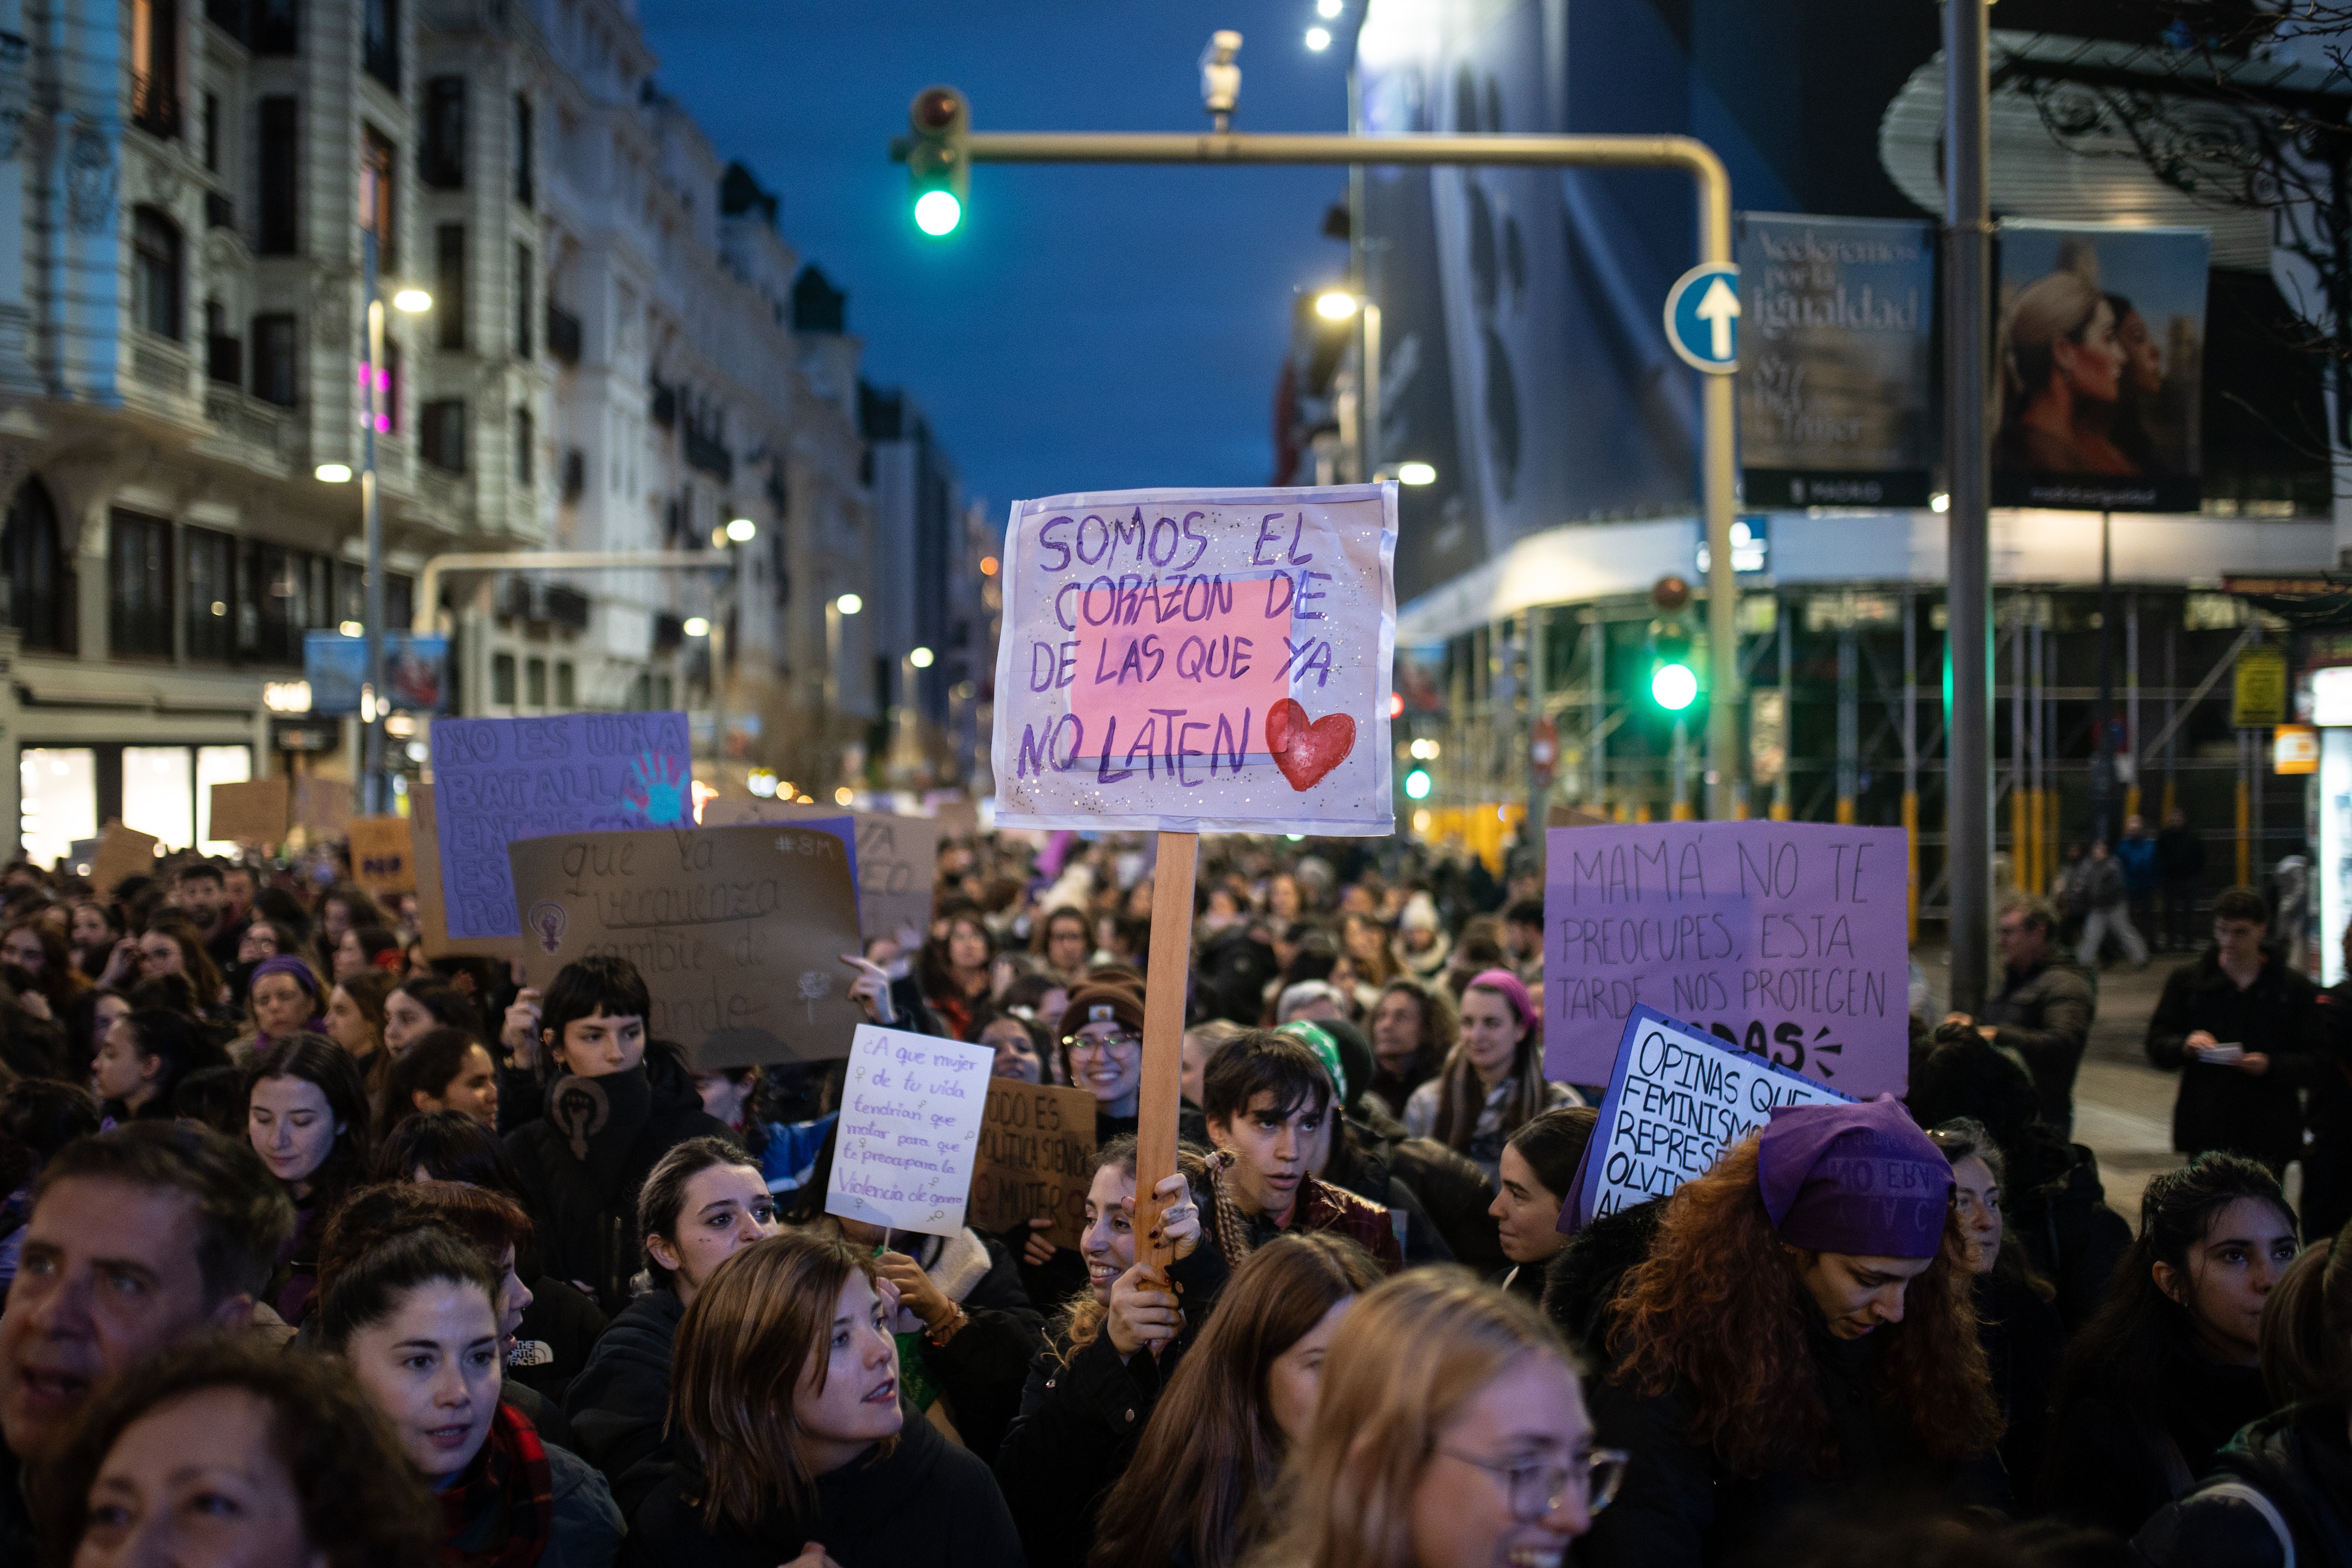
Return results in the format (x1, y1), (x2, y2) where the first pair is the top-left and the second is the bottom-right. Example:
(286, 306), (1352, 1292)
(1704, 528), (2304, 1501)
(1134, 831), (1198, 1270)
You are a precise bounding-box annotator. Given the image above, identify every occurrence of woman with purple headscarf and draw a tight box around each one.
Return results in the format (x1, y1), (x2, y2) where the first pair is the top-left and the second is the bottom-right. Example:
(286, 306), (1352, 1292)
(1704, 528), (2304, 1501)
(1576, 1100), (2003, 1566)
(1401, 967), (1577, 1180)
(235, 953), (326, 1066)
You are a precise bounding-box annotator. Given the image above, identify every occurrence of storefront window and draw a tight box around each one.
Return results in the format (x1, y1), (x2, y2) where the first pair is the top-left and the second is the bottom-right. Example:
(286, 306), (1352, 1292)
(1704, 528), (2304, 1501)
(20, 748), (97, 872)
(124, 746), (194, 850)
(196, 744), (250, 853)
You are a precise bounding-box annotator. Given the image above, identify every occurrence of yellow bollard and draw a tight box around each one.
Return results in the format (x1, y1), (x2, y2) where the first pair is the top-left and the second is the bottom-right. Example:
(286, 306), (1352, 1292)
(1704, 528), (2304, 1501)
(1904, 790), (1920, 946)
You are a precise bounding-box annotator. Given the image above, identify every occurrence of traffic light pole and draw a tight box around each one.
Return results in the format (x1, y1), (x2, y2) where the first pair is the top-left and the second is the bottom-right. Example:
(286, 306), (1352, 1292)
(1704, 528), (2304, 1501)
(905, 126), (1742, 821)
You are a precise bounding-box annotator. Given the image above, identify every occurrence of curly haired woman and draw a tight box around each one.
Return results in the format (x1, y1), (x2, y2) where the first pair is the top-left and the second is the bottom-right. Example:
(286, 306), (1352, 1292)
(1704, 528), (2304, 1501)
(1578, 1099), (2004, 1567)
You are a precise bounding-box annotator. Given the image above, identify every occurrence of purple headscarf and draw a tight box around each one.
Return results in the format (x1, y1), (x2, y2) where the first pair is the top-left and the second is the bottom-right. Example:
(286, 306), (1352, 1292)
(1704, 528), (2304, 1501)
(249, 953), (321, 999)
(1464, 968), (1537, 1034)
(1757, 1098), (1952, 1259)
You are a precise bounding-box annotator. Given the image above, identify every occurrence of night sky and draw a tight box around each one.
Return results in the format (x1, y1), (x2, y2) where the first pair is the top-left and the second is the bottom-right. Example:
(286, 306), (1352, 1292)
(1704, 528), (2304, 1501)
(633, 0), (1357, 525)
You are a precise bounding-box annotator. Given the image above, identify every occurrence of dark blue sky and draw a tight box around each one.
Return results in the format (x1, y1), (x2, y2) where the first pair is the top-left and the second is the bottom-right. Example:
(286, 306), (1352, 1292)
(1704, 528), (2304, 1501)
(633, 1), (1356, 524)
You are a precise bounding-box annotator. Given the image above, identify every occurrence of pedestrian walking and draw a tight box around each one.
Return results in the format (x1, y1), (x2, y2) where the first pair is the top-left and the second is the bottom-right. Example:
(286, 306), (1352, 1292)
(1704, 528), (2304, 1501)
(2118, 813), (2162, 948)
(2159, 805), (2206, 953)
(2076, 839), (2150, 970)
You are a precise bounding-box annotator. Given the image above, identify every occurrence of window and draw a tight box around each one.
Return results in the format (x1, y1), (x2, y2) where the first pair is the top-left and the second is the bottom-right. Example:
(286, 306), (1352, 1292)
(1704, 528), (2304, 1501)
(554, 661), (574, 707)
(388, 573), (413, 629)
(513, 243), (532, 358)
(491, 652), (516, 706)
(251, 313), (297, 406)
(421, 77), (465, 189)
(195, 746), (252, 854)
(360, 126), (396, 271)
(525, 656), (546, 707)
(513, 406), (533, 488)
(132, 206), (182, 339)
(20, 748), (98, 871)
(362, 0), (397, 90)
(132, 0), (180, 139)
(512, 93), (533, 207)
(250, 0), (294, 53)
(202, 90), (218, 170)
(185, 525), (235, 661)
(422, 400), (466, 472)
(435, 224), (466, 351)
(257, 96), (297, 253)
(109, 511), (175, 660)
(655, 674), (673, 709)
(204, 299), (239, 384)
(3, 478), (75, 654)
(250, 543), (332, 665)
(124, 747), (194, 850)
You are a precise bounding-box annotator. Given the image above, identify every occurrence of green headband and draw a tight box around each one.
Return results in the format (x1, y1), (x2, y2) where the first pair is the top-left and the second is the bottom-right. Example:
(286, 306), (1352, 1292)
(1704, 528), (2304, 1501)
(1276, 1019), (1347, 1106)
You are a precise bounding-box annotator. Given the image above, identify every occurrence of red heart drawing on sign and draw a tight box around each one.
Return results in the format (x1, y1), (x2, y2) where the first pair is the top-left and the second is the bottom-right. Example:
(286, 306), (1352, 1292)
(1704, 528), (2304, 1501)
(1266, 699), (1356, 792)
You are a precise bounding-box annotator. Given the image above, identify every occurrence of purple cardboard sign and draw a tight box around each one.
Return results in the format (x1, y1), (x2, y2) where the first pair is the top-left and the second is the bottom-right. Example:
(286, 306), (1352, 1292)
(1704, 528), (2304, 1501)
(1543, 821), (1909, 1098)
(429, 711), (693, 940)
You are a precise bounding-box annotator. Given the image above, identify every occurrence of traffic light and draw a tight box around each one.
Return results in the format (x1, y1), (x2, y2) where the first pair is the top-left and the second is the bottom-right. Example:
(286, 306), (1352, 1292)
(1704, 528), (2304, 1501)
(1645, 575), (1700, 712)
(906, 86), (969, 236)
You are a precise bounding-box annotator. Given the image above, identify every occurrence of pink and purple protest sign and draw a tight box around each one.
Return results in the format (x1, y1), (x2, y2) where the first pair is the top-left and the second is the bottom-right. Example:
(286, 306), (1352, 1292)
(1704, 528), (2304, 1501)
(990, 484), (1398, 835)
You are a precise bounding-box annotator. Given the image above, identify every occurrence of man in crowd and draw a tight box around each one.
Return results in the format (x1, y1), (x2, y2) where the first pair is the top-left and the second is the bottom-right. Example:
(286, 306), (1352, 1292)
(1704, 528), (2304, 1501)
(1198, 1032), (1403, 1276)
(1949, 898), (2096, 1136)
(2117, 814), (2161, 952)
(1504, 897), (1546, 988)
(172, 861), (249, 970)
(0, 1121), (295, 1557)
(2158, 805), (2204, 953)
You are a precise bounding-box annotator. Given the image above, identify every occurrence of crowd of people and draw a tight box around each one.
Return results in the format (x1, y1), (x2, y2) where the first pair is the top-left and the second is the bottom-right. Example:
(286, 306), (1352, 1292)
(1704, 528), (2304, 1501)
(0, 826), (2346, 1567)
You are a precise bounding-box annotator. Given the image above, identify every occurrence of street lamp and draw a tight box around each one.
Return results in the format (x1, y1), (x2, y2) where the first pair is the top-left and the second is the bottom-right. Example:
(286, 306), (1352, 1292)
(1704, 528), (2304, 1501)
(823, 592), (865, 788)
(726, 516), (757, 543)
(1395, 460), (1436, 486)
(683, 616), (711, 638)
(1312, 289), (1382, 482)
(909, 645), (934, 669)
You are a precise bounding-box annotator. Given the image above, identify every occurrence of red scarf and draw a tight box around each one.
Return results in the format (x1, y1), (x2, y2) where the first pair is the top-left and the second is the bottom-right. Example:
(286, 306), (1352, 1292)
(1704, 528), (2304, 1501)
(439, 1403), (555, 1568)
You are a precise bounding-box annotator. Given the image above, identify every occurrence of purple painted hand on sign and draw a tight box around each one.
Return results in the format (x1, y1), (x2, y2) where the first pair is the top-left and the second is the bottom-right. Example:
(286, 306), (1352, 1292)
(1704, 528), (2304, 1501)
(620, 751), (688, 823)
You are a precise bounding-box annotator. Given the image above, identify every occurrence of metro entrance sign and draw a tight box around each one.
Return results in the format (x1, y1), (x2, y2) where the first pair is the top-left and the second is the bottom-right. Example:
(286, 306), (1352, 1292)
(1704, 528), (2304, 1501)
(1665, 262), (1742, 373)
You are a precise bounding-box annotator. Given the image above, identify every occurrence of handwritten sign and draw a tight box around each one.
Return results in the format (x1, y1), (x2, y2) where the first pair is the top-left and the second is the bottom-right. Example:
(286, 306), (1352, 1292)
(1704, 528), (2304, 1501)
(348, 816), (414, 896)
(704, 800), (937, 947)
(90, 821), (158, 898)
(1544, 821), (1909, 1097)
(827, 1024), (994, 1240)
(209, 778), (290, 846)
(506, 823), (864, 1068)
(989, 483), (1398, 834)
(1569, 1005), (1851, 1229)
(969, 1080), (1099, 1249)
(292, 775), (350, 838)
(430, 711), (691, 941)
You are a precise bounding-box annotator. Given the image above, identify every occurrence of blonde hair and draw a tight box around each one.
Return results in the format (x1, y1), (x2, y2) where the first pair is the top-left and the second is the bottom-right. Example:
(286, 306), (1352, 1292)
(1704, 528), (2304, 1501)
(2001, 269), (2105, 414)
(1247, 1268), (1576, 1568)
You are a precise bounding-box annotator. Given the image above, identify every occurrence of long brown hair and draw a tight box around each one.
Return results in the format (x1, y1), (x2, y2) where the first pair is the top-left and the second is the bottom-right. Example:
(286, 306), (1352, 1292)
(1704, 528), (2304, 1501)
(1053, 1135), (1138, 1368)
(1427, 979), (1547, 1150)
(671, 1230), (890, 1536)
(2261, 1226), (2351, 1406)
(1090, 1233), (1383, 1568)
(1244, 1268), (1574, 1568)
(1606, 1136), (1999, 1477)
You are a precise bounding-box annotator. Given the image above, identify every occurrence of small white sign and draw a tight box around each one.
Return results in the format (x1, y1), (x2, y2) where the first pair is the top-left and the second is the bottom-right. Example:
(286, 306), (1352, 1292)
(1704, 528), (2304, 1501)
(825, 1024), (994, 1239)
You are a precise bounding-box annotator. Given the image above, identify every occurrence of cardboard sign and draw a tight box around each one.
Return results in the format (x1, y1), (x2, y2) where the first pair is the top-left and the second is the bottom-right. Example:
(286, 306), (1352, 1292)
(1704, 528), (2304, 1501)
(990, 483), (1398, 834)
(209, 778), (291, 847)
(408, 785), (512, 960)
(1545, 821), (1910, 1097)
(969, 1079), (1100, 1250)
(348, 816), (416, 895)
(90, 821), (159, 897)
(1567, 1005), (1851, 1229)
(704, 801), (937, 947)
(430, 711), (692, 941)
(292, 775), (351, 838)
(506, 823), (865, 1068)
(826, 1024), (994, 1240)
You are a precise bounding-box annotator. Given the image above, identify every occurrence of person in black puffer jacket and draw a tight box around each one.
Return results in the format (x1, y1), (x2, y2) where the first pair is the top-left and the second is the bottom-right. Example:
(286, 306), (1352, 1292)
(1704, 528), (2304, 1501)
(503, 958), (734, 1315)
(1542, 1196), (1665, 1366)
(622, 1232), (1021, 1568)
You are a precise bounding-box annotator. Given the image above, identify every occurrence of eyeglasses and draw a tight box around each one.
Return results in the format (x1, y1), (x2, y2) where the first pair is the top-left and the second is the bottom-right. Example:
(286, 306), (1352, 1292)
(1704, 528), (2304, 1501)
(1437, 1447), (1630, 1520)
(1062, 1031), (1142, 1057)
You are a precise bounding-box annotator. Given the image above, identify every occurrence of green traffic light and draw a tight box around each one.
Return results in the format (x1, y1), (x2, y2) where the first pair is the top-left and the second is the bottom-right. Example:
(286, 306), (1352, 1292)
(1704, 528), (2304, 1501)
(914, 189), (963, 236)
(1651, 662), (1699, 711)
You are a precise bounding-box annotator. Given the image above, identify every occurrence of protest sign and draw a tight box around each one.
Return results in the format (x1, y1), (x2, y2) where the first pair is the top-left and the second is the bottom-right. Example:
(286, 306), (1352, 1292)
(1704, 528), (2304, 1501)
(407, 785), (512, 960)
(292, 775), (350, 839)
(348, 816), (415, 896)
(827, 1024), (994, 1240)
(506, 822), (865, 1068)
(704, 800), (937, 946)
(990, 483), (1399, 834)
(89, 821), (158, 897)
(1544, 821), (1909, 1097)
(209, 778), (290, 847)
(429, 711), (691, 942)
(1567, 1004), (1852, 1229)
(969, 1080), (1100, 1250)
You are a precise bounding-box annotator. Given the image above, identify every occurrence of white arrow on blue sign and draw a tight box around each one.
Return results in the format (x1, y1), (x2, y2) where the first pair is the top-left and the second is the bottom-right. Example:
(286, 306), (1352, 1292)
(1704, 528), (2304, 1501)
(1663, 262), (1742, 374)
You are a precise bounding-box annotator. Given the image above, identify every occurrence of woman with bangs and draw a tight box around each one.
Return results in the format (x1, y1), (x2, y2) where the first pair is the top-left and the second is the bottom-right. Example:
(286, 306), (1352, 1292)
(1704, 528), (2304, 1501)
(1578, 1100), (2003, 1567)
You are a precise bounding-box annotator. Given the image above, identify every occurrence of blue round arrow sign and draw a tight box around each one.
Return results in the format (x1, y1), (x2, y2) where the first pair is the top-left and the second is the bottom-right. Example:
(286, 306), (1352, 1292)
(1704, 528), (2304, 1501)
(1663, 262), (1742, 374)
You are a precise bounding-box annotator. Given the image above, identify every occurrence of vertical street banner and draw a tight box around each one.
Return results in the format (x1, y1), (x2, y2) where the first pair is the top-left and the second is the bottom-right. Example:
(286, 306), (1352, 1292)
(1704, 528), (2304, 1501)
(991, 483), (1398, 835)
(1736, 213), (1935, 509)
(426, 711), (693, 941)
(1994, 220), (2210, 512)
(1544, 821), (1910, 1098)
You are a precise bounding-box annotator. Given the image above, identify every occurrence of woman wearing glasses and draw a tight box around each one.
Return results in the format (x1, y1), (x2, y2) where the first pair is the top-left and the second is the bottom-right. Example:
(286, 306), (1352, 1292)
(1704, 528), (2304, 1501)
(1579, 1100), (2002, 1566)
(1057, 982), (1148, 1141)
(1248, 1266), (1618, 1568)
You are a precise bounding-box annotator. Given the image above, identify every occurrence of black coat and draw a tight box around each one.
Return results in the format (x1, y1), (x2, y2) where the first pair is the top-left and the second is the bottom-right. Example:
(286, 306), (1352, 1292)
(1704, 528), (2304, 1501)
(994, 1331), (1170, 1568)
(503, 1048), (734, 1314)
(2136, 1402), (2352, 1568)
(2145, 949), (2323, 1170)
(624, 1396), (1024, 1568)
(2003, 1133), (2133, 1333)
(1975, 1270), (2065, 1495)
(905, 1231), (1046, 1467)
(509, 1273), (610, 1404)
(2038, 1348), (2273, 1537)
(563, 1286), (684, 1517)
(1541, 1198), (1663, 1366)
(1580, 1316), (2007, 1568)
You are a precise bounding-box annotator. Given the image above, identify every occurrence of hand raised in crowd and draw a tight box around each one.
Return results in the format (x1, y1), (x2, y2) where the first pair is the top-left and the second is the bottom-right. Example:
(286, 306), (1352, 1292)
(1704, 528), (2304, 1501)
(873, 1250), (953, 1333)
(1022, 1215), (1057, 1266)
(500, 987), (544, 1067)
(16, 987), (50, 1021)
(97, 935), (140, 990)
(1106, 1260), (1182, 1357)
(1125, 1172), (1201, 1261)
(841, 954), (897, 1025)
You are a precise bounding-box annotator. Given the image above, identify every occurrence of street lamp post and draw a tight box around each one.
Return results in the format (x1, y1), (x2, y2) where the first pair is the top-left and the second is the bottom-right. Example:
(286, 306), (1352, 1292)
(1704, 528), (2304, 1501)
(824, 593), (862, 786)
